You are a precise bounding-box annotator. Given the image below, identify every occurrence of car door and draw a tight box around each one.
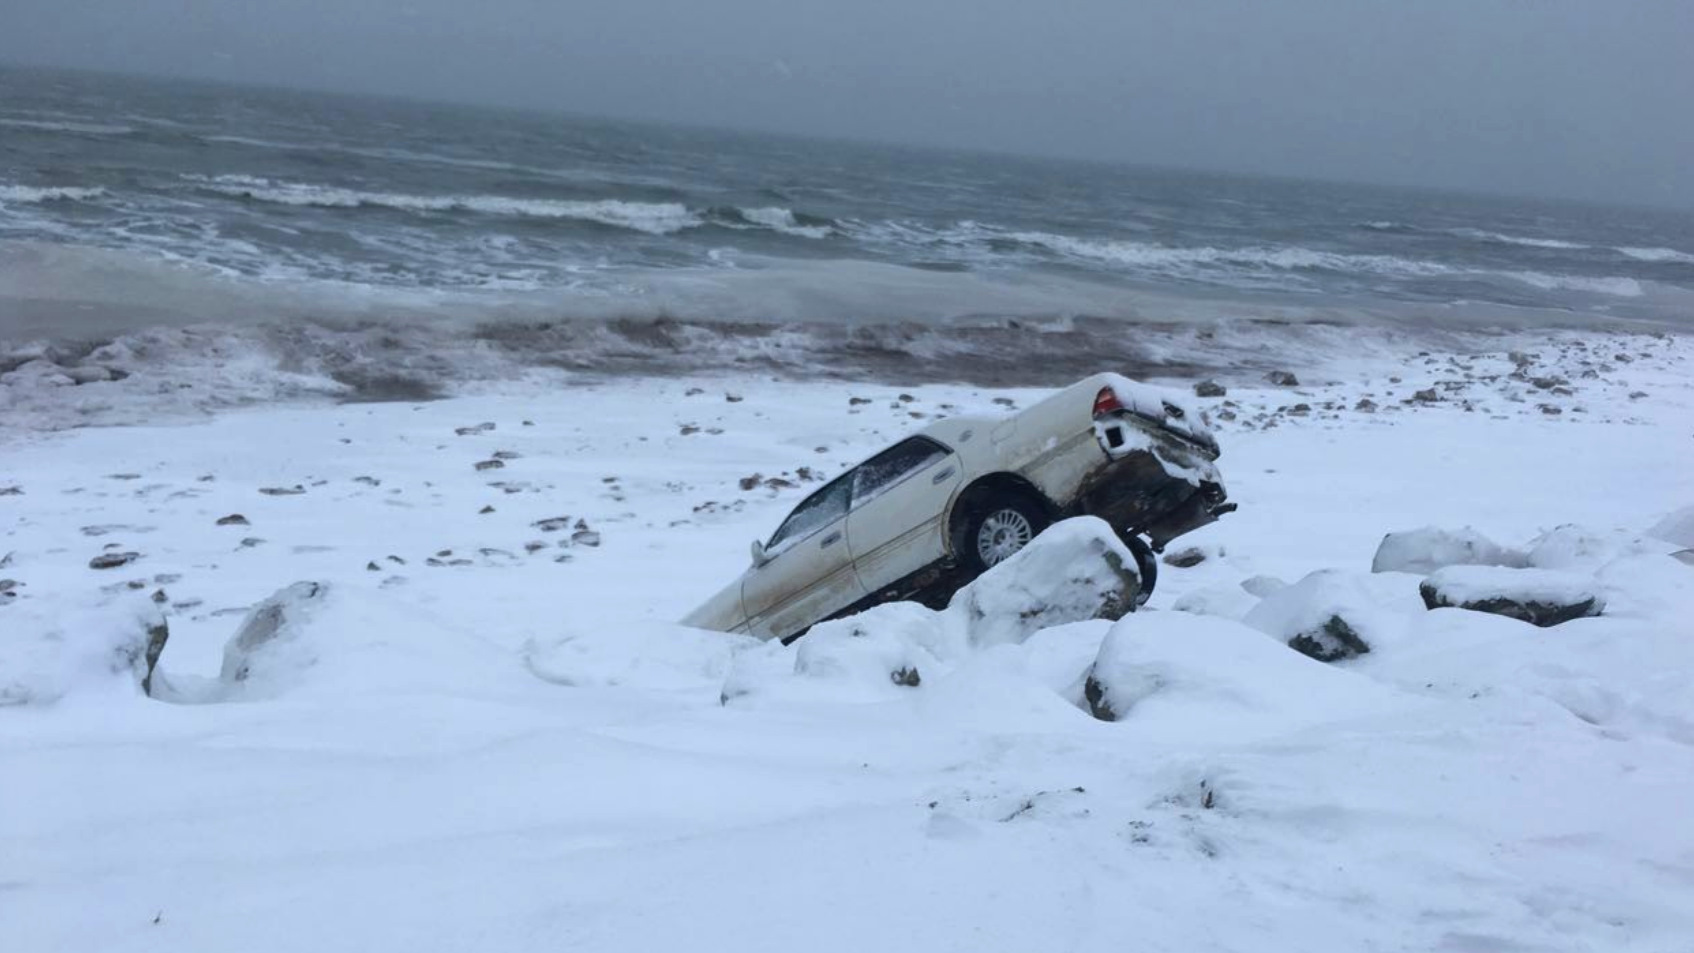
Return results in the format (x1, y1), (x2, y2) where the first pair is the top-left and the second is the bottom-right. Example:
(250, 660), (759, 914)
(743, 474), (867, 641)
(846, 436), (962, 597)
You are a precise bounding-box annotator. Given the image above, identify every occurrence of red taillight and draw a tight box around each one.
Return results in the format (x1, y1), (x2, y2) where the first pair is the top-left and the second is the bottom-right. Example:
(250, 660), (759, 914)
(1092, 386), (1124, 419)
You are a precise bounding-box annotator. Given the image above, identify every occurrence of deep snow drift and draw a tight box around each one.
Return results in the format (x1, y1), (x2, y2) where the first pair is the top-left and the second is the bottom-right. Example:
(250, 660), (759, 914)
(4, 329), (1694, 953)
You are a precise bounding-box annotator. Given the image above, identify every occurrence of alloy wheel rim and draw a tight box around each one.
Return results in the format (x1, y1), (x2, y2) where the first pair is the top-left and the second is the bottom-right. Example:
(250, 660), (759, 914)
(977, 508), (1033, 567)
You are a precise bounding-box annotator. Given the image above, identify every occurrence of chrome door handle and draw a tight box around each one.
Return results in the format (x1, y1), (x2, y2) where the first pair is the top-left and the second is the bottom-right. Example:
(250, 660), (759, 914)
(820, 531), (842, 548)
(932, 466), (956, 484)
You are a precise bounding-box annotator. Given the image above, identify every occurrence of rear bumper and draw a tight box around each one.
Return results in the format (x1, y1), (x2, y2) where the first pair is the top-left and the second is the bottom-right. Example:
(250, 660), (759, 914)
(1073, 428), (1231, 550)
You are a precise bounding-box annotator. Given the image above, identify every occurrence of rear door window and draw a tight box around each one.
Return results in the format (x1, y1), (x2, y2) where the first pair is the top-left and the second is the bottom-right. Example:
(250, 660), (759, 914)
(767, 476), (852, 551)
(851, 436), (949, 507)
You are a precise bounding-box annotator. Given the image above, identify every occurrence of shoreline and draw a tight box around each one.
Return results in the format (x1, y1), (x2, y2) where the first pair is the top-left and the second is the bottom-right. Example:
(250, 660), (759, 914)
(1, 309), (1682, 434)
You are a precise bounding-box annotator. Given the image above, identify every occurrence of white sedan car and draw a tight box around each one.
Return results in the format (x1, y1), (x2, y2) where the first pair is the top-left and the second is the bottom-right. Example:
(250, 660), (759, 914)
(684, 373), (1233, 642)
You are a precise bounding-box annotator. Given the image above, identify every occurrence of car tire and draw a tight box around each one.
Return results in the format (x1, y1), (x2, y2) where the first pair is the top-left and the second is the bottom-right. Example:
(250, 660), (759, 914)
(956, 492), (1049, 576)
(1122, 533), (1158, 606)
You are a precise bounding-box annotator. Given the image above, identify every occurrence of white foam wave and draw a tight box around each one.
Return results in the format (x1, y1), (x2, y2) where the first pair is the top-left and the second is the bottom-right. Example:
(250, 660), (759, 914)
(739, 207), (833, 239)
(1618, 246), (1694, 265)
(1504, 272), (1643, 297)
(188, 176), (701, 235)
(0, 185), (108, 204)
(0, 117), (134, 135)
(1452, 228), (1588, 250)
(1004, 230), (1456, 278)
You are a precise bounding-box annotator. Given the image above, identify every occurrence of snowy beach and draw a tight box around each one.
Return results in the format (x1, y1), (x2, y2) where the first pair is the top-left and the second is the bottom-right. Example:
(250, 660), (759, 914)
(5, 325), (1693, 952)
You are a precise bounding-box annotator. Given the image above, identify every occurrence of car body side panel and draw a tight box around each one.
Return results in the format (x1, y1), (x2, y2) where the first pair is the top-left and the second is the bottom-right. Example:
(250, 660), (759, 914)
(742, 515), (865, 641)
(680, 578), (748, 633)
(847, 453), (963, 596)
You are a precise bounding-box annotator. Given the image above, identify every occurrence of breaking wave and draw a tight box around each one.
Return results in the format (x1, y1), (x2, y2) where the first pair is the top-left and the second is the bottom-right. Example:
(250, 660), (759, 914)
(999, 230), (1457, 278)
(1619, 246), (1694, 265)
(1450, 228), (1588, 250)
(188, 175), (702, 235)
(0, 117), (135, 136)
(185, 175), (844, 239)
(0, 184), (108, 203)
(1503, 272), (1644, 297)
(731, 206), (835, 239)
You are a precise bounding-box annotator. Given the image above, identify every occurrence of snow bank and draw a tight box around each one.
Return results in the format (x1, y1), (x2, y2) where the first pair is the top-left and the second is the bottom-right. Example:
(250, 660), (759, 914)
(1419, 566), (1605, 627)
(1370, 526), (1527, 574)
(1080, 612), (1401, 732)
(0, 599), (167, 706)
(1243, 569), (1424, 661)
(524, 621), (756, 697)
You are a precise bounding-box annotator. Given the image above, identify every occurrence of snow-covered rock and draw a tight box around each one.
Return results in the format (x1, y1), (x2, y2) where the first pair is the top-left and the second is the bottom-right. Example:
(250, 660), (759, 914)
(1523, 524), (1658, 571)
(0, 600), (167, 705)
(214, 581), (330, 695)
(1243, 569), (1424, 661)
(794, 605), (946, 692)
(1370, 526), (1527, 574)
(1419, 566), (1605, 627)
(949, 516), (1140, 648)
(1079, 612), (1400, 730)
(1648, 505), (1694, 549)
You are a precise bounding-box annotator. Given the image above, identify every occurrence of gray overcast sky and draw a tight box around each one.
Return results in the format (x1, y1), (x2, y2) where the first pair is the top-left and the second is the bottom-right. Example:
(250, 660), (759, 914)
(3, 0), (1691, 207)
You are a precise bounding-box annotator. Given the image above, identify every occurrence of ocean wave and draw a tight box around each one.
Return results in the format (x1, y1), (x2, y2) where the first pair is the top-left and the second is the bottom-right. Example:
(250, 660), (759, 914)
(0, 117), (134, 136)
(723, 206), (835, 239)
(1451, 228), (1588, 250)
(1502, 272), (1643, 297)
(1618, 246), (1694, 265)
(0, 185), (108, 204)
(1001, 230), (1456, 278)
(188, 175), (702, 235)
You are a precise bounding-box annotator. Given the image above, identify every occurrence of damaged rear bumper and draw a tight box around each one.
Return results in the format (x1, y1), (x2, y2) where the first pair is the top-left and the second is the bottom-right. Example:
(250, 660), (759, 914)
(1075, 427), (1232, 550)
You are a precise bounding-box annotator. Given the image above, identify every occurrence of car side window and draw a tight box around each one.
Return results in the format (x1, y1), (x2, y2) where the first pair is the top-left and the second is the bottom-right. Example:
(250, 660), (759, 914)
(851, 436), (949, 507)
(767, 476), (852, 551)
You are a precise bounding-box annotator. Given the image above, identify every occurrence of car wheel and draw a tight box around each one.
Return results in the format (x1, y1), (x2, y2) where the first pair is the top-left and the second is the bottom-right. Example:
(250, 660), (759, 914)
(1122, 533), (1158, 606)
(960, 494), (1048, 574)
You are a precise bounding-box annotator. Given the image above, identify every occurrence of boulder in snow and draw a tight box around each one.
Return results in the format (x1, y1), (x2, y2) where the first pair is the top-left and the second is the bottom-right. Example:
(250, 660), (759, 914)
(1523, 524), (1656, 571)
(1648, 505), (1694, 549)
(0, 601), (169, 705)
(1079, 612), (1396, 730)
(794, 604), (946, 693)
(1244, 569), (1423, 662)
(1370, 526), (1527, 575)
(949, 517), (1140, 648)
(1418, 566), (1604, 627)
(218, 581), (329, 689)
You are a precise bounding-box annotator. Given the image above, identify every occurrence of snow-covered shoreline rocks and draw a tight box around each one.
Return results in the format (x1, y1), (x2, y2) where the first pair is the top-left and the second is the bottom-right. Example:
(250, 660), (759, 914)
(0, 600), (169, 706)
(1242, 570), (1422, 662)
(949, 517), (1142, 648)
(1078, 611), (1400, 728)
(1418, 566), (1605, 627)
(1370, 526), (1528, 574)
